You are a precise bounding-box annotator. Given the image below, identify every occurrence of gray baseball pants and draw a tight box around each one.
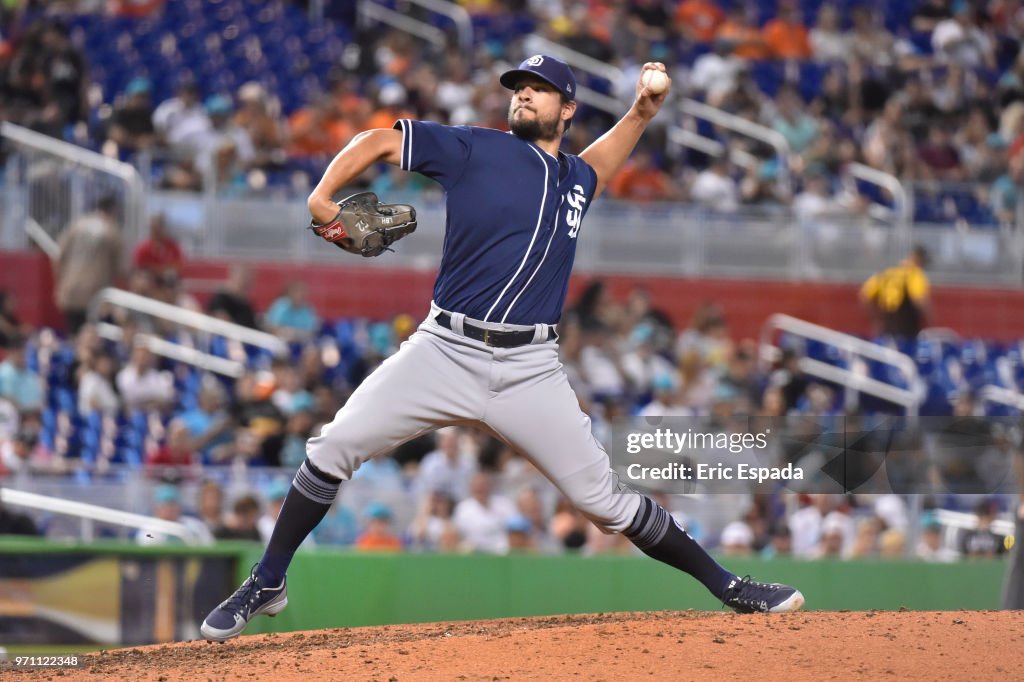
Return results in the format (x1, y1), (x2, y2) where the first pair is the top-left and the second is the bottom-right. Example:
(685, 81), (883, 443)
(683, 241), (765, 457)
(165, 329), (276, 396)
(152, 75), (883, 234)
(306, 302), (641, 532)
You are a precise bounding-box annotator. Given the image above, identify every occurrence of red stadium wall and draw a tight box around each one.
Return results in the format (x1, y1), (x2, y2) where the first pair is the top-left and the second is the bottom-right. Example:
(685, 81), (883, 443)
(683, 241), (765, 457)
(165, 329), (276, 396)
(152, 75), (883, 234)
(180, 261), (1024, 342)
(0, 250), (62, 330)
(3, 249), (1023, 341)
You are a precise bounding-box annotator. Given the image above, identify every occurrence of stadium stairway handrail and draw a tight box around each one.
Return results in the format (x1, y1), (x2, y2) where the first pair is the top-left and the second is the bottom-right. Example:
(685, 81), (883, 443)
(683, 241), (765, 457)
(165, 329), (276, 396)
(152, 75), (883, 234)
(935, 508), (1015, 535)
(934, 508), (1015, 548)
(359, 0), (472, 49)
(678, 101), (912, 226)
(96, 322), (245, 378)
(1, 121), (146, 243)
(409, 0), (473, 49)
(91, 288), (288, 357)
(0, 487), (203, 544)
(848, 162), (912, 231)
(358, 2), (446, 48)
(666, 127), (760, 168)
(24, 216), (58, 258)
(979, 385), (1024, 413)
(564, 81), (725, 164)
(680, 97), (791, 158)
(0, 122), (140, 190)
(759, 313), (921, 416)
(678, 97), (793, 193)
(572, 85), (629, 117)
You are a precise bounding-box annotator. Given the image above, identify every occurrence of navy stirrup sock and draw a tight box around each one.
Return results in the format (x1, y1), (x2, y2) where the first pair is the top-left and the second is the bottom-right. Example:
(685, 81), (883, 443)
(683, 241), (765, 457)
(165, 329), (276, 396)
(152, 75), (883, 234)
(624, 495), (735, 600)
(256, 459), (340, 585)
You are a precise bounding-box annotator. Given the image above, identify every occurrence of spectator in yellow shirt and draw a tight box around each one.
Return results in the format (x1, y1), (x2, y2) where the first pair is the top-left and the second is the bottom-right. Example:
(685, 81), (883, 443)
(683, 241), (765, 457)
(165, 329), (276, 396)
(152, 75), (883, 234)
(860, 245), (931, 339)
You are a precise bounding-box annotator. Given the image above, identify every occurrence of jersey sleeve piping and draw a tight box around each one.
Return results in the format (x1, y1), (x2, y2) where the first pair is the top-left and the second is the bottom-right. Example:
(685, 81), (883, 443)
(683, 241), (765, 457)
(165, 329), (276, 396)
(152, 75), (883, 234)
(393, 119), (411, 171)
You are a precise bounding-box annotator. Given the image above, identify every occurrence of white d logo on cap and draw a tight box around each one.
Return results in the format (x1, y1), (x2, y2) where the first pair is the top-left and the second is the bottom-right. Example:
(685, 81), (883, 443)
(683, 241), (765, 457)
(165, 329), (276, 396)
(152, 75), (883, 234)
(526, 55), (544, 66)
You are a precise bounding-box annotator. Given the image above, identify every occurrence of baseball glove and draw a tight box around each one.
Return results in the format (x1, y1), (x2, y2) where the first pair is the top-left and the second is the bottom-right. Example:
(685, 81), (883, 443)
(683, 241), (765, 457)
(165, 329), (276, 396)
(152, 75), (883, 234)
(309, 191), (418, 257)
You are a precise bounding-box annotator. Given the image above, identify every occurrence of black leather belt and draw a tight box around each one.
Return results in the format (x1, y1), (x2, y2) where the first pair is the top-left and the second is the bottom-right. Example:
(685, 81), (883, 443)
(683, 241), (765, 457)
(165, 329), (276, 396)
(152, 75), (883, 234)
(435, 312), (554, 348)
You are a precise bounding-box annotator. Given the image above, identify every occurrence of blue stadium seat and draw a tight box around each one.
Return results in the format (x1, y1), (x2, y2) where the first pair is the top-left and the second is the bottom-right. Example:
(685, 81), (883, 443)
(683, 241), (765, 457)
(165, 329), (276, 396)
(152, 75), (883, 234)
(750, 62), (784, 98)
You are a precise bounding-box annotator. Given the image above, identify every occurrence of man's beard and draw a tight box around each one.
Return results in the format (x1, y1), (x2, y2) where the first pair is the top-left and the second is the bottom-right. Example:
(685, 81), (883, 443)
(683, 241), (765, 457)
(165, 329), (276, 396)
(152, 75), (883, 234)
(509, 107), (561, 142)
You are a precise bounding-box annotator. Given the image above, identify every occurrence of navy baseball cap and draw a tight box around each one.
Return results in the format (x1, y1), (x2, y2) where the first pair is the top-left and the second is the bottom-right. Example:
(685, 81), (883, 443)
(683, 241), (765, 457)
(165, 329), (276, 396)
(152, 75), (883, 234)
(500, 54), (576, 130)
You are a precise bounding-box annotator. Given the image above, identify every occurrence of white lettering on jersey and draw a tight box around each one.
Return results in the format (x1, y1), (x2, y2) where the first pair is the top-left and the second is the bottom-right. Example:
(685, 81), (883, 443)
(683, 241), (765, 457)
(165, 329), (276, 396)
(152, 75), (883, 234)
(566, 184), (586, 238)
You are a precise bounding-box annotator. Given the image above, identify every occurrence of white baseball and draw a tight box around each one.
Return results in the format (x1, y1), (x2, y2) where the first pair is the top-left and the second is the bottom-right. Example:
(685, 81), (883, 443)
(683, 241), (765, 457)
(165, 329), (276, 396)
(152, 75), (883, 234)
(642, 69), (669, 95)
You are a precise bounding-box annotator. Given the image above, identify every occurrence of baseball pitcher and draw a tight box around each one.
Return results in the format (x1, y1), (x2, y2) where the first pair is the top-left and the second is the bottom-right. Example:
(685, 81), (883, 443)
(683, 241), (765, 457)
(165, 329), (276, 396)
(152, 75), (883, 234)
(201, 56), (803, 642)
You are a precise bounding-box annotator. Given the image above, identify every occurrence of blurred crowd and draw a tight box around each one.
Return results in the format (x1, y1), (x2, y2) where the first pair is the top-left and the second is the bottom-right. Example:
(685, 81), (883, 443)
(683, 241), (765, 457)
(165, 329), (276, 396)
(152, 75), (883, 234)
(0, 0), (1020, 559)
(0, 242), (1018, 561)
(1, 0), (1023, 224)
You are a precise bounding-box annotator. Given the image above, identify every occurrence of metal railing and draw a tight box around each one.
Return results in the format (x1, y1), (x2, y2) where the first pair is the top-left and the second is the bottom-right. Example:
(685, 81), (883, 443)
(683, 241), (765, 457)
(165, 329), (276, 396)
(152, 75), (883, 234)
(1, 121), (146, 247)
(680, 98), (791, 158)
(980, 385), (1024, 413)
(410, 0), (473, 48)
(667, 126), (726, 158)
(759, 314), (921, 416)
(91, 288), (289, 356)
(850, 162), (910, 225)
(138, 191), (1024, 285)
(934, 508), (1015, 541)
(358, 2), (446, 47)
(678, 98), (792, 191)
(573, 86), (628, 116)
(96, 322), (245, 378)
(358, 0), (472, 49)
(676, 101), (912, 228)
(667, 125), (764, 169)
(0, 487), (203, 545)
(24, 216), (59, 258)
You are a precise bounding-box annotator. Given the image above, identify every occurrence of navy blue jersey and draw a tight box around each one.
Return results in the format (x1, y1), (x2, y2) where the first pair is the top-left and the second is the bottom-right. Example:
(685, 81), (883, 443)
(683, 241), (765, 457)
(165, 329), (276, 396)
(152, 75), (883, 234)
(394, 119), (598, 326)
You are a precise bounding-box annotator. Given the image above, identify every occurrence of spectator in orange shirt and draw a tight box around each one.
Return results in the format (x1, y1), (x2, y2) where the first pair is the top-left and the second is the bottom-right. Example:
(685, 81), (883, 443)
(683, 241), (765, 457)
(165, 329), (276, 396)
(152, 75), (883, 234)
(132, 214), (183, 278)
(675, 0), (726, 44)
(763, 0), (812, 60)
(609, 150), (679, 202)
(329, 74), (372, 131)
(286, 96), (354, 158)
(355, 502), (403, 551)
(364, 82), (416, 133)
(717, 5), (769, 61)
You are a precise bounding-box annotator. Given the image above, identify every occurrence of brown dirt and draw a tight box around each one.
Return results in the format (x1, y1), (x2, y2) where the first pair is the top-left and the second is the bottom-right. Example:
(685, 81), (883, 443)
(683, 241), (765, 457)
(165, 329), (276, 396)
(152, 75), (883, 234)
(10, 610), (1024, 681)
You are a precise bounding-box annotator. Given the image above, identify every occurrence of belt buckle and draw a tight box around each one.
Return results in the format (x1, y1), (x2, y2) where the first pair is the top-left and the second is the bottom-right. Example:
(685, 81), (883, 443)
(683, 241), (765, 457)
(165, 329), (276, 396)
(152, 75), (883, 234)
(482, 328), (492, 346)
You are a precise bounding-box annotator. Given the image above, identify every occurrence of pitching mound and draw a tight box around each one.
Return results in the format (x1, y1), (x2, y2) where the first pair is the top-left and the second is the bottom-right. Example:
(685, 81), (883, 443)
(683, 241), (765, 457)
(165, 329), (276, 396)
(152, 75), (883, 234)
(14, 610), (1024, 681)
